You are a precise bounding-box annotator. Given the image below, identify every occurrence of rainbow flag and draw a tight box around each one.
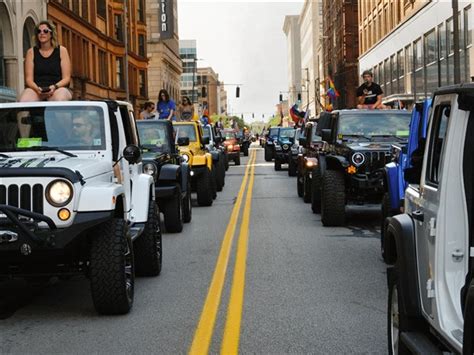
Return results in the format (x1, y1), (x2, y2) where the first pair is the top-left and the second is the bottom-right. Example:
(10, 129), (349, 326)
(326, 77), (340, 100)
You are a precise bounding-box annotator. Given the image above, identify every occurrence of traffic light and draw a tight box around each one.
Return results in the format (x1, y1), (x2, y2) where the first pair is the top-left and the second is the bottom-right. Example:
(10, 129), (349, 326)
(241, 114), (243, 119)
(297, 93), (302, 101)
(201, 86), (207, 98)
(279, 94), (283, 102)
(252, 113), (254, 118)
(236, 86), (240, 98)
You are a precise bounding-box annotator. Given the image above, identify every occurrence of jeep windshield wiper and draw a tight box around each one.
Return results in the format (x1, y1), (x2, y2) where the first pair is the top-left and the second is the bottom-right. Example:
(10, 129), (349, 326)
(18, 146), (77, 157)
(341, 134), (371, 141)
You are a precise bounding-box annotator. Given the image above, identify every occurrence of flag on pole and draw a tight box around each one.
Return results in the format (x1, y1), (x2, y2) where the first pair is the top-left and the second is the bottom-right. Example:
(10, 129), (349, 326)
(326, 77), (340, 101)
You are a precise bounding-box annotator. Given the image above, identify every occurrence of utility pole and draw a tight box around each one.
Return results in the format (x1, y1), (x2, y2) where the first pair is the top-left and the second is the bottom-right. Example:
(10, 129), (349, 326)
(123, 0), (129, 101)
(453, 0), (461, 84)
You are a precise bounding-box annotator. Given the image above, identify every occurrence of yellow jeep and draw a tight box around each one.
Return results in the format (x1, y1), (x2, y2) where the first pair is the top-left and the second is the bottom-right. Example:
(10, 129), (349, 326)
(173, 121), (215, 206)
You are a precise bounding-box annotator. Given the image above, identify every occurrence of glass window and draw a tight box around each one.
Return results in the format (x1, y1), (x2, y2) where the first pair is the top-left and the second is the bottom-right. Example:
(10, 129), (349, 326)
(278, 128), (296, 139)
(398, 50), (404, 78)
(427, 104), (450, 186)
(174, 124), (197, 142)
(138, 34), (145, 57)
(447, 18), (454, 55)
(116, 57), (124, 89)
(82, 0), (89, 21)
(97, 0), (106, 19)
(466, 6), (472, 47)
(414, 38), (423, 70)
(0, 106), (106, 151)
(137, 121), (171, 152)
(338, 112), (411, 140)
(424, 29), (436, 64)
(98, 50), (108, 86)
(137, 0), (145, 22)
(139, 70), (146, 97)
(384, 59), (391, 95)
(114, 14), (123, 42)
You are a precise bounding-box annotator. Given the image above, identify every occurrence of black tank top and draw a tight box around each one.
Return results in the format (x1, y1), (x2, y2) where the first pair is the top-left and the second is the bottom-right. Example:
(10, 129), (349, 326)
(33, 46), (62, 87)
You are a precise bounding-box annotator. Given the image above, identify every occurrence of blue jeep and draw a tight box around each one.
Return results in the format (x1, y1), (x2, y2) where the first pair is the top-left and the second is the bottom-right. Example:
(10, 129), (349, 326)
(381, 99), (431, 261)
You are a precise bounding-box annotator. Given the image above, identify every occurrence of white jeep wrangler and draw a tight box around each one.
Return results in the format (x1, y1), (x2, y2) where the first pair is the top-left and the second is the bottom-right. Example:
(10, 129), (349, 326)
(0, 100), (161, 315)
(385, 84), (474, 354)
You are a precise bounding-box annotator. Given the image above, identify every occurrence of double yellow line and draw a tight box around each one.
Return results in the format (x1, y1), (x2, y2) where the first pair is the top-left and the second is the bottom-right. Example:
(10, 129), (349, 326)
(190, 149), (256, 355)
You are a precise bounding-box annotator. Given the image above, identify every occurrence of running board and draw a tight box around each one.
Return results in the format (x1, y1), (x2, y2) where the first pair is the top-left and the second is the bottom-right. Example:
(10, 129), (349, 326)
(400, 331), (443, 354)
(129, 223), (145, 241)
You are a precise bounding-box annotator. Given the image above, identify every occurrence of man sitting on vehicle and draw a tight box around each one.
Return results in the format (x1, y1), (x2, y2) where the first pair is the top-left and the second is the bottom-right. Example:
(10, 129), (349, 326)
(356, 70), (384, 109)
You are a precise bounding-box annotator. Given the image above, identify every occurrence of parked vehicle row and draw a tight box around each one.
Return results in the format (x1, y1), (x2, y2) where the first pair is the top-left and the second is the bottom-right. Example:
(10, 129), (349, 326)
(0, 99), (245, 316)
(269, 83), (474, 353)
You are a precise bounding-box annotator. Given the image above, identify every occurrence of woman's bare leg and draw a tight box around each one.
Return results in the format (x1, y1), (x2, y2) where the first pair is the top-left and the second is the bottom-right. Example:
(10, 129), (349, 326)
(19, 88), (41, 102)
(49, 88), (72, 101)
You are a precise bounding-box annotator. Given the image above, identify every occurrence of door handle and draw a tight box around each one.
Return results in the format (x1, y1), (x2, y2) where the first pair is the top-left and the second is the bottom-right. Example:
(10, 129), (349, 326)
(412, 210), (424, 222)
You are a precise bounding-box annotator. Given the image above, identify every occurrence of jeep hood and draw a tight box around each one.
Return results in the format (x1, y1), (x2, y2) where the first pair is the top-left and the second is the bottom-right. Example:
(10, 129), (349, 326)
(0, 156), (111, 180)
(345, 142), (392, 152)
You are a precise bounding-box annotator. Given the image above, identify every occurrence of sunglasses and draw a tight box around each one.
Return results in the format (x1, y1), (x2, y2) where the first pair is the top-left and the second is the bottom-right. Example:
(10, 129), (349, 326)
(37, 28), (52, 35)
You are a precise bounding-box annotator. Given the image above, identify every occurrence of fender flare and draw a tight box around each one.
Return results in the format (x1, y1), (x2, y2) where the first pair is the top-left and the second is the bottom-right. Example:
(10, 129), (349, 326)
(180, 163), (190, 192)
(386, 214), (422, 318)
(318, 155), (327, 175)
(131, 174), (154, 223)
(325, 155), (348, 171)
(210, 151), (220, 162)
(158, 164), (181, 182)
(76, 183), (125, 212)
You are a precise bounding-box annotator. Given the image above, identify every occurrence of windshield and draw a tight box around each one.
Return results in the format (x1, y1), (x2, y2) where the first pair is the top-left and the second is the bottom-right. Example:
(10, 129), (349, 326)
(173, 124), (197, 142)
(279, 128), (295, 139)
(338, 113), (411, 139)
(269, 128), (279, 137)
(203, 126), (211, 139)
(0, 106), (106, 152)
(223, 130), (236, 139)
(137, 121), (171, 153)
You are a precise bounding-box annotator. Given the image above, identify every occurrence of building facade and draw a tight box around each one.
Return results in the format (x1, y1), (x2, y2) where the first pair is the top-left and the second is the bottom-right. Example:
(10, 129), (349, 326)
(283, 15), (302, 106)
(322, 0), (359, 109)
(0, 0), (47, 102)
(179, 39), (197, 104)
(146, 0), (181, 104)
(359, 1), (473, 103)
(299, 0), (324, 116)
(196, 67), (219, 117)
(47, 0), (149, 111)
(219, 84), (228, 115)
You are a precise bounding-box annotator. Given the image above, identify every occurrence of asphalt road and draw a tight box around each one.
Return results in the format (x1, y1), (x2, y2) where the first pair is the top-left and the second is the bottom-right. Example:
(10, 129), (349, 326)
(0, 147), (387, 354)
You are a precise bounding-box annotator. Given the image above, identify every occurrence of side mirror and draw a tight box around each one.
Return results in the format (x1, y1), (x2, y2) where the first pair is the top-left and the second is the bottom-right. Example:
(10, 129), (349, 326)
(123, 144), (141, 164)
(321, 129), (333, 143)
(299, 137), (307, 146)
(177, 137), (190, 146)
(202, 136), (210, 145)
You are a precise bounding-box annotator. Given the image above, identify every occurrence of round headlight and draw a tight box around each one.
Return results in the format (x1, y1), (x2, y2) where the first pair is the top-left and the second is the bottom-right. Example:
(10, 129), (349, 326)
(227, 145), (233, 151)
(283, 144), (289, 150)
(46, 180), (73, 207)
(351, 152), (366, 166)
(181, 154), (190, 162)
(143, 163), (157, 176)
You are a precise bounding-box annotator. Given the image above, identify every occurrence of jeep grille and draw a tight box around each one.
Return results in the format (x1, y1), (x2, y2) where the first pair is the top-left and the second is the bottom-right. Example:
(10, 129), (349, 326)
(364, 151), (391, 169)
(0, 184), (44, 214)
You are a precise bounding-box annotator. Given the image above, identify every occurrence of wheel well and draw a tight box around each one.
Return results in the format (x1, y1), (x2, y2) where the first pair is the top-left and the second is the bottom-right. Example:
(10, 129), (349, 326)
(326, 156), (344, 171)
(384, 219), (398, 265)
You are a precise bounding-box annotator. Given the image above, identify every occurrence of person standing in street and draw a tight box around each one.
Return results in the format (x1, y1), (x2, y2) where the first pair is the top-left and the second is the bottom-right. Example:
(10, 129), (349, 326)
(19, 20), (72, 102)
(356, 70), (384, 109)
(177, 96), (194, 121)
(157, 89), (176, 121)
(139, 101), (156, 120)
(215, 117), (224, 131)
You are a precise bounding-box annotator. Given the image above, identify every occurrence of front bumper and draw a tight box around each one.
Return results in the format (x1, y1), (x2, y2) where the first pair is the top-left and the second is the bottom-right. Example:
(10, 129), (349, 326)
(226, 151), (240, 159)
(0, 206), (113, 271)
(275, 150), (291, 162)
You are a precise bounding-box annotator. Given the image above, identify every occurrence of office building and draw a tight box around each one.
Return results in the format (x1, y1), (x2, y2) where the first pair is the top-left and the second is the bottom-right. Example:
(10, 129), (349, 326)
(179, 39), (198, 104)
(283, 15), (302, 106)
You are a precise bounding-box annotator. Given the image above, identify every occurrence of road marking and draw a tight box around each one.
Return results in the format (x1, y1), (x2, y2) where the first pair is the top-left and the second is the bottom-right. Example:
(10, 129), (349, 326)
(189, 150), (256, 355)
(221, 146), (256, 354)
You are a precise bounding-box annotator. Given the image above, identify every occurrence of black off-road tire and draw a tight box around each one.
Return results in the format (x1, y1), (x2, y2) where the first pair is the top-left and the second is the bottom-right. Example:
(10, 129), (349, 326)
(243, 144), (249, 156)
(303, 174), (312, 203)
(288, 158), (297, 176)
(134, 200), (162, 276)
(311, 167), (322, 213)
(196, 168), (213, 206)
(215, 159), (224, 192)
(264, 146), (272, 162)
(90, 218), (134, 315)
(235, 155), (241, 166)
(163, 186), (183, 233)
(387, 268), (418, 355)
(224, 154), (229, 171)
(321, 170), (346, 226)
(381, 192), (396, 263)
(211, 168), (217, 199)
(274, 159), (282, 171)
(182, 180), (192, 223)
(297, 171), (304, 198)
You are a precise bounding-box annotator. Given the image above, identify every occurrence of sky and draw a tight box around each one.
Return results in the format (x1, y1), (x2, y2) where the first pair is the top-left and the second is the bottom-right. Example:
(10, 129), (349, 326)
(178, 0), (304, 123)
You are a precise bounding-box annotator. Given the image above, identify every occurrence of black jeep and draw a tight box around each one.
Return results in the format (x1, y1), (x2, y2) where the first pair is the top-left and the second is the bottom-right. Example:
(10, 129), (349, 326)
(274, 127), (296, 171)
(288, 127), (301, 176)
(316, 110), (411, 226)
(264, 127), (279, 162)
(137, 120), (192, 233)
(202, 124), (226, 192)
